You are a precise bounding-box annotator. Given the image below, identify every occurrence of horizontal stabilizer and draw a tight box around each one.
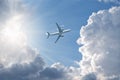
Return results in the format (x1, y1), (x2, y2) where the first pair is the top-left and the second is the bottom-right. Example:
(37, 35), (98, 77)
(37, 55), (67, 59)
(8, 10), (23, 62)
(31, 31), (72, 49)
(46, 32), (50, 39)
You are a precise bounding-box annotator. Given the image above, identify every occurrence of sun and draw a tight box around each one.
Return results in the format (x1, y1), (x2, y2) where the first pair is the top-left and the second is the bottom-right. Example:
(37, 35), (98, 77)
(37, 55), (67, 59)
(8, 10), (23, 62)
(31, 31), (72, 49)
(2, 27), (25, 43)
(1, 15), (27, 46)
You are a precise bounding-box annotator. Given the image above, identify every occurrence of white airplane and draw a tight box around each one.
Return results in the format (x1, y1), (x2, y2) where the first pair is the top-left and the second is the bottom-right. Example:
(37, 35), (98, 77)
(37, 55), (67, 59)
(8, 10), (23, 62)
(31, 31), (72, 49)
(46, 23), (71, 43)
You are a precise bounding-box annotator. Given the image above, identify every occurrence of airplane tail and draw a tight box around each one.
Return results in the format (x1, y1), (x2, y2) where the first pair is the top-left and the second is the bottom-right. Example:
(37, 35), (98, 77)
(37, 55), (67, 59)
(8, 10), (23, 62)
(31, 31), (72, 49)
(46, 32), (50, 39)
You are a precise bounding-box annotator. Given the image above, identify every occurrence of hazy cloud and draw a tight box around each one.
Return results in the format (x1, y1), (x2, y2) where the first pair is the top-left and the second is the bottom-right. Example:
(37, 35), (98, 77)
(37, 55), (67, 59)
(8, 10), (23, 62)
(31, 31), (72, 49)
(0, 56), (44, 80)
(98, 0), (120, 4)
(39, 63), (66, 80)
(81, 73), (97, 80)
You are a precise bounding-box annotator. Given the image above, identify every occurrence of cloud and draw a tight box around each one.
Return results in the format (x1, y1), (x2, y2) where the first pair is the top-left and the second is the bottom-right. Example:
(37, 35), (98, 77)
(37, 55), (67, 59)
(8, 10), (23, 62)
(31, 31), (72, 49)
(39, 63), (66, 80)
(98, 0), (120, 4)
(77, 6), (120, 80)
(35, 62), (80, 80)
(0, 56), (44, 80)
(81, 73), (97, 80)
(0, 0), (24, 21)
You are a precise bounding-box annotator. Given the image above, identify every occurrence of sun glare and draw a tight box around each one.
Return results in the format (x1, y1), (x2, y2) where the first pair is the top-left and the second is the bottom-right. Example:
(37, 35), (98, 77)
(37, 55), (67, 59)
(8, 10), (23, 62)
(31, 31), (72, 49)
(1, 15), (26, 46)
(2, 27), (24, 43)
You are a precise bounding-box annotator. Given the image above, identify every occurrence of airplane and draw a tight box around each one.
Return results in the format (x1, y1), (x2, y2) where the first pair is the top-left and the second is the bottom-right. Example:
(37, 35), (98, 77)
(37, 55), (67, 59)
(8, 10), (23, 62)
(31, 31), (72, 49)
(46, 23), (71, 43)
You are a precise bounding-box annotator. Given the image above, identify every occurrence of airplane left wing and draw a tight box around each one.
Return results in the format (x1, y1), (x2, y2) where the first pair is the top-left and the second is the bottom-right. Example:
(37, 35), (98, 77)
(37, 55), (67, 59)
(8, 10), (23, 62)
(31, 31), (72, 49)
(55, 35), (61, 43)
(56, 23), (62, 32)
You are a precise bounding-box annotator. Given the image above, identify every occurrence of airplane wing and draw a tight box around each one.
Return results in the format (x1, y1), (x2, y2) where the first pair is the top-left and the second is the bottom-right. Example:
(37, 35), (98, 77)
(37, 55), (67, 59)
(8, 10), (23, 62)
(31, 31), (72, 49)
(56, 23), (62, 32)
(55, 35), (61, 43)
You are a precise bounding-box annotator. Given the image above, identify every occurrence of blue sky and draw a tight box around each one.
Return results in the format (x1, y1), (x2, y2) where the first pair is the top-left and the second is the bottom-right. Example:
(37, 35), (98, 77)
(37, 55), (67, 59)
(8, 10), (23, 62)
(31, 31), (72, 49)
(0, 0), (120, 80)
(23, 0), (118, 66)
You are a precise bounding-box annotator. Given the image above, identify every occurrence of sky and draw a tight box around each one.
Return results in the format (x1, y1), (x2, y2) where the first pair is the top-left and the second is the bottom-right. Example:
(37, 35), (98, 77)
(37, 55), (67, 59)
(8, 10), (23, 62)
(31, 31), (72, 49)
(0, 0), (120, 80)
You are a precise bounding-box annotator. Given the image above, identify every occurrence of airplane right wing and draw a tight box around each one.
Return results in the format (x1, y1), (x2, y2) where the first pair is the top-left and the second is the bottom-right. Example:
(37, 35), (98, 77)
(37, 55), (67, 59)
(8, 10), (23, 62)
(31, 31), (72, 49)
(55, 35), (61, 43)
(56, 23), (62, 32)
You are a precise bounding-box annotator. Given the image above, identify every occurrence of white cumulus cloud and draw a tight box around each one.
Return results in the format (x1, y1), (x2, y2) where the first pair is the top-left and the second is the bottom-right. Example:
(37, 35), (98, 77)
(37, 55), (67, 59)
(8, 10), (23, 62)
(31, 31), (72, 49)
(77, 6), (120, 80)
